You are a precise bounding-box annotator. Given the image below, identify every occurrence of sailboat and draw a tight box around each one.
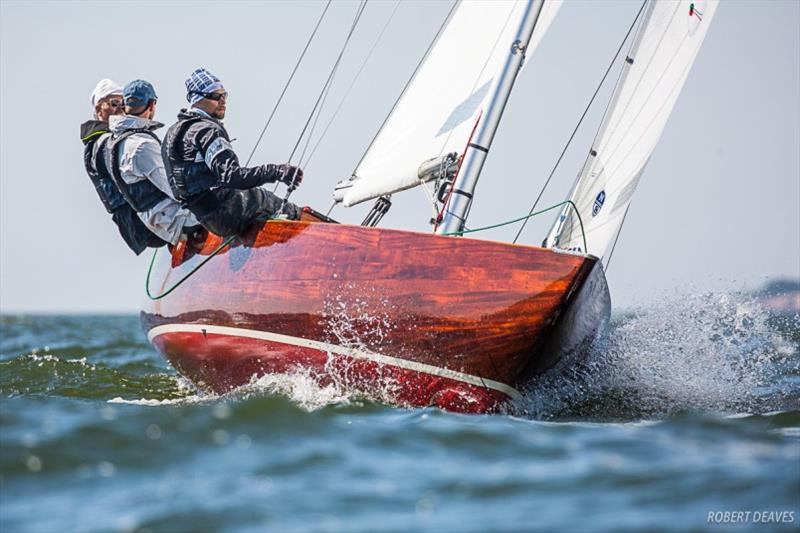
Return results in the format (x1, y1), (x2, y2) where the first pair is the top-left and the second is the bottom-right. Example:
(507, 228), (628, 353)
(142, 0), (718, 413)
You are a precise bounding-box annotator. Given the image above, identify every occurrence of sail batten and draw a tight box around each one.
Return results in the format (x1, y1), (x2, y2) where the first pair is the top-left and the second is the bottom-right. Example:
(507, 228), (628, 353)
(547, 0), (718, 259)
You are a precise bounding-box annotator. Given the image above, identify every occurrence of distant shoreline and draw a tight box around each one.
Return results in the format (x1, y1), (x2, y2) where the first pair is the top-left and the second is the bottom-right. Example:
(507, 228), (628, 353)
(2, 279), (798, 316)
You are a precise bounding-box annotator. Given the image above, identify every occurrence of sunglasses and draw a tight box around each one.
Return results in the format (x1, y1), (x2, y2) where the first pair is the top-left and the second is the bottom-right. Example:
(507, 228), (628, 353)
(202, 91), (228, 102)
(105, 100), (124, 108)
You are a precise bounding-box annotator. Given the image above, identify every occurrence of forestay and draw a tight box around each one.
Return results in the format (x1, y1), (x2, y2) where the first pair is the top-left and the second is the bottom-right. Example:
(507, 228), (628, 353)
(336, 0), (561, 207)
(547, 0), (718, 259)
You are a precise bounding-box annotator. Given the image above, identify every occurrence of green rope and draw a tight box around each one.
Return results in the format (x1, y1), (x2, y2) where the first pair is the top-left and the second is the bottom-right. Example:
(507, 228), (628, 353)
(442, 200), (588, 254)
(145, 234), (238, 300)
(146, 201), (587, 300)
(146, 212), (290, 300)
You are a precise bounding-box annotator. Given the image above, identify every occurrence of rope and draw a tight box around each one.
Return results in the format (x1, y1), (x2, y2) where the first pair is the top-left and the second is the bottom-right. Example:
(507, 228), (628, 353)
(297, 1), (370, 169)
(511, 0), (648, 245)
(603, 203), (630, 271)
(287, 0), (368, 166)
(303, 0), (402, 168)
(350, 0), (458, 176)
(442, 200), (587, 254)
(145, 235), (238, 300)
(245, 0), (332, 166)
(147, 4), (374, 301)
(147, 199), (586, 300)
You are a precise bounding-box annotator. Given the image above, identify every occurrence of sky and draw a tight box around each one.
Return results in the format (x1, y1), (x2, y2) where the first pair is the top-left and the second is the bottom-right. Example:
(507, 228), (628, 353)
(0, 0), (798, 313)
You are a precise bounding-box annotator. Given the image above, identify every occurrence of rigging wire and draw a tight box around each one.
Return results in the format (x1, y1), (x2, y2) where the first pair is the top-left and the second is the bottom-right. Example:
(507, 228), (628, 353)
(296, 60), (340, 166)
(245, 0), (332, 166)
(434, 2), (517, 162)
(592, 4), (682, 178)
(303, 0), (403, 168)
(511, 0), (648, 245)
(602, 203), (629, 271)
(429, 2), (518, 223)
(286, 0), (369, 167)
(299, 0), (371, 166)
(350, 0), (458, 177)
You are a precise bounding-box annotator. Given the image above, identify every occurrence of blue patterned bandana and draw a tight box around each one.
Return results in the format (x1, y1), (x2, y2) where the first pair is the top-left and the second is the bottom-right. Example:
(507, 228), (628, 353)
(185, 68), (224, 105)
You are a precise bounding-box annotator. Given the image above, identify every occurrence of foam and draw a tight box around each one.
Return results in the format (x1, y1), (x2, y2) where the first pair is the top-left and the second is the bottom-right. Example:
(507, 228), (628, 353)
(511, 291), (798, 420)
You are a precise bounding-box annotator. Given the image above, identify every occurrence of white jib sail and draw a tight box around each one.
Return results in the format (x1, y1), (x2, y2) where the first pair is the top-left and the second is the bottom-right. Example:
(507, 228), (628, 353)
(547, 0), (718, 259)
(338, 0), (561, 207)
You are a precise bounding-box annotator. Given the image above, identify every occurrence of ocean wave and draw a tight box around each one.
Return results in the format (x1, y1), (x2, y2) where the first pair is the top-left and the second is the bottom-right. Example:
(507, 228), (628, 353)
(0, 352), (189, 401)
(513, 291), (800, 420)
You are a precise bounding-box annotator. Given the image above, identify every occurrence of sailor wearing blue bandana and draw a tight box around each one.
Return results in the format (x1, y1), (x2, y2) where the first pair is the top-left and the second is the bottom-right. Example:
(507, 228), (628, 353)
(161, 68), (303, 237)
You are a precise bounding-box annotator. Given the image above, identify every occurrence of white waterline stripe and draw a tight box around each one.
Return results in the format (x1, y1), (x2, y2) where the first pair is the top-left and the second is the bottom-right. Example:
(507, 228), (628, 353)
(147, 323), (522, 400)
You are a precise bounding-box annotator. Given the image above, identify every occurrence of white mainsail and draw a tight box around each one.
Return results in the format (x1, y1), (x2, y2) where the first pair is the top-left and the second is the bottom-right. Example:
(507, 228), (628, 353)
(336, 0), (561, 207)
(547, 0), (718, 259)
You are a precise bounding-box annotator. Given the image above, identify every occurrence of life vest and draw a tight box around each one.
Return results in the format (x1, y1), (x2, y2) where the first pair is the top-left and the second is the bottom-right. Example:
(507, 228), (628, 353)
(106, 129), (170, 213)
(80, 123), (166, 255)
(82, 132), (127, 213)
(162, 116), (226, 202)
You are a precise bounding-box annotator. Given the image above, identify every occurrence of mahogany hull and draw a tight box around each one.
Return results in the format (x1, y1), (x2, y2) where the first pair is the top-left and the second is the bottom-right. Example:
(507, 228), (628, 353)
(142, 219), (599, 413)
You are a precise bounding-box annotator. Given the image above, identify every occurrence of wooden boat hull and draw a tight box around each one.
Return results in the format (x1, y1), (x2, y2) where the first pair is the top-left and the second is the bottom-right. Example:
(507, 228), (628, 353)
(142, 219), (602, 413)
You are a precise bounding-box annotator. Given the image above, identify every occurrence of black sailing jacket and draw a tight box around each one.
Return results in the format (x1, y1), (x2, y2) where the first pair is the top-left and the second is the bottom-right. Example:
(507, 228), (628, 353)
(80, 120), (166, 255)
(162, 109), (286, 203)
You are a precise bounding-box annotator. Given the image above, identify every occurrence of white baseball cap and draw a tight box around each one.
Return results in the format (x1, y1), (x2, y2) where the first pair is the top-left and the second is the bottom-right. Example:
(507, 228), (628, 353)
(91, 78), (123, 108)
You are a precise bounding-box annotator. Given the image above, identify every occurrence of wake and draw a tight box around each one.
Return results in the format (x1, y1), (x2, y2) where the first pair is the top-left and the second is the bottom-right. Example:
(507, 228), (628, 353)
(513, 291), (799, 420)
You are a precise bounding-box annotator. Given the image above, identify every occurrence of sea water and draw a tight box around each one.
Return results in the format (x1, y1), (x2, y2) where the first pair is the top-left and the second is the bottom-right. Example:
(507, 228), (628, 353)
(1, 291), (798, 532)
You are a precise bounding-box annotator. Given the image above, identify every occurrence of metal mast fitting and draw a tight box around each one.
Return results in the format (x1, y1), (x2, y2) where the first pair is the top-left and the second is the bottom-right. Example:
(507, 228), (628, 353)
(437, 0), (545, 235)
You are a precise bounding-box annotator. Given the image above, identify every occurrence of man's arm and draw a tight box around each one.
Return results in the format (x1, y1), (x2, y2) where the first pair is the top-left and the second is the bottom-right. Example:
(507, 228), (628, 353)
(197, 127), (285, 190)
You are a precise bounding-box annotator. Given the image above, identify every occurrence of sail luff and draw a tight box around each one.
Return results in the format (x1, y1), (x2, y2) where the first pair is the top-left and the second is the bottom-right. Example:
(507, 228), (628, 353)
(437, 0), (546, 235)
(548, 1), (656, 244)
(348, 2), (459, 180)
(336, 0), (562, 209)
(547, 0), (719, 260)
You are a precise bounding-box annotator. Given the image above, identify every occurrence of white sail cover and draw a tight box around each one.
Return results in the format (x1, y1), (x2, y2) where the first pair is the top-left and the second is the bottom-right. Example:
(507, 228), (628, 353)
(339, 0), (561, 207)
(547, 0), (718, 259)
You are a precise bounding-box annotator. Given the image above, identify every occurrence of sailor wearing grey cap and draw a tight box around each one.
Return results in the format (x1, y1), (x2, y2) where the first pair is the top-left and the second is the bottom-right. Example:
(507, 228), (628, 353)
(161, 68), (303, 238)
(80, 78), (167, 254)
(105, 79), (199, 245)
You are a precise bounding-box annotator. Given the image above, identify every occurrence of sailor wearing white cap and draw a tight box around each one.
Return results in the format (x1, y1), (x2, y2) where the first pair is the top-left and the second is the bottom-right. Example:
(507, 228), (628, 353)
(80, 78), (167, 254)
(91, 78), (125, 121)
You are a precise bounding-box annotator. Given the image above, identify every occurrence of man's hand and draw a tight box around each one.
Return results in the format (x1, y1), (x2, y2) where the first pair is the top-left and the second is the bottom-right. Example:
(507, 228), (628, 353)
(278, 164), (304, 190)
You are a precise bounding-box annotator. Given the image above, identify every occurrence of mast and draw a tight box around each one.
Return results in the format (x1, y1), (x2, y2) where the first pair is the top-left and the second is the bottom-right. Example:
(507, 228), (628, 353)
(436, 0), (545, 235)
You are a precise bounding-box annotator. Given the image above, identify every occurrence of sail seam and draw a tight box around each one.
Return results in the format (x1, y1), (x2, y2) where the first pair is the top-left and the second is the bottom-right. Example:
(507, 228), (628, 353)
(599, 35), (693, 182)
(594, 3), (681, 164)
(513, 0), (649, 245)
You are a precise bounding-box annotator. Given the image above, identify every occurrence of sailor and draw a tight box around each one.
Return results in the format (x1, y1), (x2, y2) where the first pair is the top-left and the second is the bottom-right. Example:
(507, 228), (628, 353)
(106, 80), (200, 246)
(161, 68), (303, 237)
(80, 79), (166, 254)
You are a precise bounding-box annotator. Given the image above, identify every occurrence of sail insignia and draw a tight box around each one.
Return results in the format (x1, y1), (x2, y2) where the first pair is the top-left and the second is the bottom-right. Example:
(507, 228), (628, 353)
(547, 0), (719, 260)
(592, 191), (606, 217)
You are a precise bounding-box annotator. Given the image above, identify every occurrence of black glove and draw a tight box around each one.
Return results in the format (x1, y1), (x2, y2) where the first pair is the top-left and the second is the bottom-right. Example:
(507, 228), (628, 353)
(278, 164), (304, 189)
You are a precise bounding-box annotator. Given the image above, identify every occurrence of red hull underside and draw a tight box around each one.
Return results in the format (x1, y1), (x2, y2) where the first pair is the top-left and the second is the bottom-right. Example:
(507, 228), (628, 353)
(142, 219), (597, 413)
(153, 330), (509, 413)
